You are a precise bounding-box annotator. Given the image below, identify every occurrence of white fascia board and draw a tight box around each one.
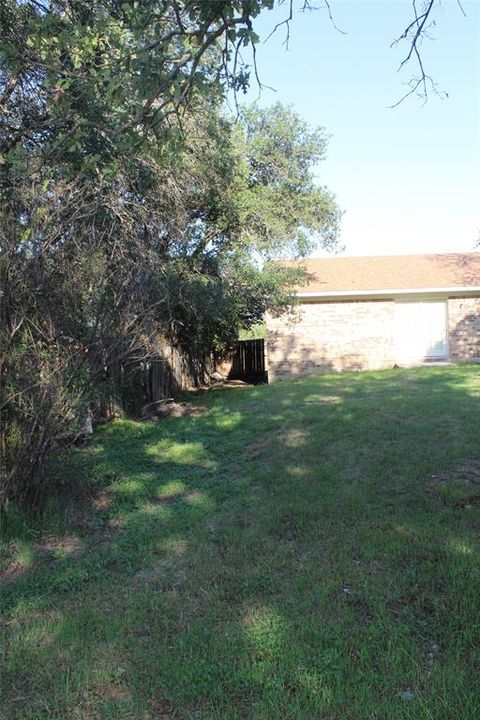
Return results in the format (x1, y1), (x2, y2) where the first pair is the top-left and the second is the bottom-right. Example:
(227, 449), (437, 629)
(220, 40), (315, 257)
(296, 286), (480, 300)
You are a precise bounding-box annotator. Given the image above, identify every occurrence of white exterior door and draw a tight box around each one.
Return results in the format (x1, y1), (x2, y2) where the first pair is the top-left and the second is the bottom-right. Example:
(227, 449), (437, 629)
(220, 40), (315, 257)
(395, 300), (447, 363)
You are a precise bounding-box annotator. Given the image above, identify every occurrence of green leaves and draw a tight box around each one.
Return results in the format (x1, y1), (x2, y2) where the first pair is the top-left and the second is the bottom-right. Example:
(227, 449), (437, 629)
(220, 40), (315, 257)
(0, 0), (340, 508)
(232, 103), (340, 258)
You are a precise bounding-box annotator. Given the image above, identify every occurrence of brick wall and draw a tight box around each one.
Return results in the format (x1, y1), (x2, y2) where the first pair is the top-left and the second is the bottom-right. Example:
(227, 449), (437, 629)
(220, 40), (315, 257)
(266, 299), (396, 380)
(266, 296), (480, 381)
(448, 297), (480, 362)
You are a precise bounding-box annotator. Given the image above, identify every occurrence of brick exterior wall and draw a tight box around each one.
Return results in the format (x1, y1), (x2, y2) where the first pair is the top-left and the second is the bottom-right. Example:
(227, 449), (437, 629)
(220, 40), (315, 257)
(266, 299), (396, 380)
(448, 297), (480, 362)
(266, 295), (480, 380)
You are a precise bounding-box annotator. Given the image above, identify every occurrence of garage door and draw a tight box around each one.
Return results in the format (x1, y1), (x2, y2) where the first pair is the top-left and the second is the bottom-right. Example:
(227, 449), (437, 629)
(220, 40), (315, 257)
(395, 300), (448, 363)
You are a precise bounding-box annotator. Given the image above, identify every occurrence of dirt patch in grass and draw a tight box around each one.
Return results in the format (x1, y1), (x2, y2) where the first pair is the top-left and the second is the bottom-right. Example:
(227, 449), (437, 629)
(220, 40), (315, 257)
(105, 515), (126, 530)
(1, 560), (26, 584)
(1, 535), (84, 584)
(192, 378), (252, 392)
(428, 459), (480, 507)
(35, 534), (85, 559)
(145, 401), (207, 419)
(149, 696), (176, 720)
(98, 684), (130, 701)
(163, 402), (206, 418)
(91, 491), (112, 511)
(280, 428), (309, 448)
(430, 459), (480, 488)
(37, 631), (56, 647)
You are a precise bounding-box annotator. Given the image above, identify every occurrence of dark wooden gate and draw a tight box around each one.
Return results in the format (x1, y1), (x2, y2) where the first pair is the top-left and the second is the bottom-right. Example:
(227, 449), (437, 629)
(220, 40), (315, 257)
(229, 339), (267, 382)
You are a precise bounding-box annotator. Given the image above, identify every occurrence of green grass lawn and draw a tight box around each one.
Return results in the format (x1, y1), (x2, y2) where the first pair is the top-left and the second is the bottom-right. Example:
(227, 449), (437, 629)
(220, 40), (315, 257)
(2, 367), (480, 719)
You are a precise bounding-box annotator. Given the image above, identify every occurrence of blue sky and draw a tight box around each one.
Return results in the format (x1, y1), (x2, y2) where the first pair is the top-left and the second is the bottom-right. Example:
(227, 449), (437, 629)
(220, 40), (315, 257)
(242, 0), (480, 257)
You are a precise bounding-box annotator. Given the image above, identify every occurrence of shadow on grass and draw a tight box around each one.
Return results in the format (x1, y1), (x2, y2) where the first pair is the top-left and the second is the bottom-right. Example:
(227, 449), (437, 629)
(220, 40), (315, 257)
(2, 367), (480, 719)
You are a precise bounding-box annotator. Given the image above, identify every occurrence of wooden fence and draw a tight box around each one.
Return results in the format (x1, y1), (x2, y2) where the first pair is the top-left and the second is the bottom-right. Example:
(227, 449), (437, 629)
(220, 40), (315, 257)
(100, 343), (209, 418)
(229, 339), (267, 382)
(97, 339), (266, 420)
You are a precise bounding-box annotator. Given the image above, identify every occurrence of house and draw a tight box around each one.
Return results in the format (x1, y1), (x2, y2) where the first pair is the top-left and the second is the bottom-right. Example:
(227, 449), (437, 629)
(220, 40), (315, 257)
(266, 253), (480, 380)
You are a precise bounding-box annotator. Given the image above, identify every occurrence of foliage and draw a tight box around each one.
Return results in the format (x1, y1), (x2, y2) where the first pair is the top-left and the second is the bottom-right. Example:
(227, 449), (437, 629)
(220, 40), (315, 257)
(238, 103), (339, 257)
(2, 367), (480, 718)
(0, 1), (340, 506)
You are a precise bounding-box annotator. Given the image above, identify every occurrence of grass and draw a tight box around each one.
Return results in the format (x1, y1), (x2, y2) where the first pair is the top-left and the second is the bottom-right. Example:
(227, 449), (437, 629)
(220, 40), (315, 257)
(2, 366), (480, 719)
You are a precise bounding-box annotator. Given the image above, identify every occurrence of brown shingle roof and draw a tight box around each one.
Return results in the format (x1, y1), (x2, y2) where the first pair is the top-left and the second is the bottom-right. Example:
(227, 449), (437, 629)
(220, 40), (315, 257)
(288, 253), (480, 294)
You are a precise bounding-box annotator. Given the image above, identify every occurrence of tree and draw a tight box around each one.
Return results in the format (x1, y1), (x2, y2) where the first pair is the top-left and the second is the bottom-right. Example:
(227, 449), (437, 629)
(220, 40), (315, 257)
(130, 101), (340, 369)
(237, 103), (339, 257)
(0, 0), (339, 508)
(0, 0), (271, 505)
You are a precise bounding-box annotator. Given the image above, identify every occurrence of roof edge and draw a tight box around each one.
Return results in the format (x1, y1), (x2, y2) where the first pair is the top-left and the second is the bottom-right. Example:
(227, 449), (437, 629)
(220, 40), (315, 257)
(297, 286), (480, 300)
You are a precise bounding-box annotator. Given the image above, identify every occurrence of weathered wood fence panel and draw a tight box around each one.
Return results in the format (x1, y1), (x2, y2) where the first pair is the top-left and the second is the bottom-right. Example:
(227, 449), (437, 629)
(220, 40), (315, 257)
(229, 339), (266, 381)
(120, 346), (198, 415)
(98, 343), (202, 417)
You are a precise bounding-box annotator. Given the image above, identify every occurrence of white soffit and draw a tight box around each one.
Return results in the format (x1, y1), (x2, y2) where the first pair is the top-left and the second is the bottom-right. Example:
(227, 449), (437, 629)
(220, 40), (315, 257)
(297, 287), (480, 300)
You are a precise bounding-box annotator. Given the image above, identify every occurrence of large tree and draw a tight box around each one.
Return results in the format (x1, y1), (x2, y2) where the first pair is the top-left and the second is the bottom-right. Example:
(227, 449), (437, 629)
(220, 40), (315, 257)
(0, 2), (341, 506)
